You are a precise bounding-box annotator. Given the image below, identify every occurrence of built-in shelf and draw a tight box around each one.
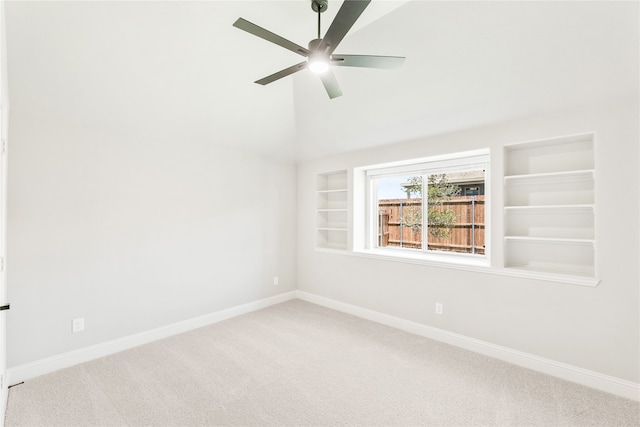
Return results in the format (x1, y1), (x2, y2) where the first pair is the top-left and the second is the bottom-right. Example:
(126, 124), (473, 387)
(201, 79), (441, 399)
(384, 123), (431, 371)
(504, 133), (595, 175)
(316, 170), (348, 250)
(505, 237), (595, 278)
(503, 133), (596, 280)
(504, 170), (594, 207)
(504, 204), (595, 240)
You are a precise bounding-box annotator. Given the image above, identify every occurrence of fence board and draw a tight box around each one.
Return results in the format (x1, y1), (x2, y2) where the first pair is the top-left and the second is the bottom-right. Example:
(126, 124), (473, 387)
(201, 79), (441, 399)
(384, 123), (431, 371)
(378, 196), (485, 254)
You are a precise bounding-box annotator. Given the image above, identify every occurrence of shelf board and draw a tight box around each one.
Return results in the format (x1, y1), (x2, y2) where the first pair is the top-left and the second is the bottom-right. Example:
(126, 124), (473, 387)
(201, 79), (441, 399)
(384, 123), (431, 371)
(505, 236), (594, 246)
(315, 245), (348, 252)
(317, 188), (348, 194)
(317, 227), (348, 232)
(504, 204), (594, 213)
(504, 265), (596, 283)
(317, 209), (348, 213)
(504, 169), (594, 184)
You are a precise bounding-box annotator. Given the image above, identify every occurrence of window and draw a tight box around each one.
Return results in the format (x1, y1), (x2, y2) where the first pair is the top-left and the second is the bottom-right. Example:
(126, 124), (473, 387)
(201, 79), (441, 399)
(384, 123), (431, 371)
(361, 150), (489, 264)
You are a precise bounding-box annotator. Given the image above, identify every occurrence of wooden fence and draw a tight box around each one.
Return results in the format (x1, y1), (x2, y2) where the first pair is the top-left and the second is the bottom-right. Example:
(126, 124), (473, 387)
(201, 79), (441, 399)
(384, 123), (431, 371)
(378, 196), (485, 254)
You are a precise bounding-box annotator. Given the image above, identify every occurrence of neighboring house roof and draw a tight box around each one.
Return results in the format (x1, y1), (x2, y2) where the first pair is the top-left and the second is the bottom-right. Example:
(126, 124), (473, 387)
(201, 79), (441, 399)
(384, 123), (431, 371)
(400, 170), (485, 190)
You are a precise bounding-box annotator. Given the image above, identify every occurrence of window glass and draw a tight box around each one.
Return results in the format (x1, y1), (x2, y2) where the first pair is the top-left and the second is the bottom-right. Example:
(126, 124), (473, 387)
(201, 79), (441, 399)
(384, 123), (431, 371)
(375, 175), (423, 249)
(372, 166), (486, 257)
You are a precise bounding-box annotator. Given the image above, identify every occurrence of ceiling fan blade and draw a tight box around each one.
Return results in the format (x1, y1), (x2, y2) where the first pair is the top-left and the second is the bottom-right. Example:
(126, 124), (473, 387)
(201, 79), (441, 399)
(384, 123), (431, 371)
(331, 54), (405, 69)
(233, 18), (310, 57)
(255, 61), (308, 85)
(319, 70), (343, 99)
(321, 0), (370, 55)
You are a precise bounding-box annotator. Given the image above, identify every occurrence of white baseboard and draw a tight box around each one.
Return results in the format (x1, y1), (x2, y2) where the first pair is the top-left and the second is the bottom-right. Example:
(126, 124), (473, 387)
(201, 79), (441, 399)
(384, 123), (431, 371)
(296, 290), (640, 402)
(7, 291), (297, 386)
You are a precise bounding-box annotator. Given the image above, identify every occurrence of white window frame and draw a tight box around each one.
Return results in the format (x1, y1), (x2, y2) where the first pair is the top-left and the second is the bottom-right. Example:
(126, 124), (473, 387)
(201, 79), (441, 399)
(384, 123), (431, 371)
(357, 149), (490, 267)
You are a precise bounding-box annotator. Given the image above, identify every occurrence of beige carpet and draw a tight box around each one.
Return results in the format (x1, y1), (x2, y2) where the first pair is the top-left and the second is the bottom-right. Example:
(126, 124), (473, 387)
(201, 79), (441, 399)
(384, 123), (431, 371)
(4, 299), (639, 426)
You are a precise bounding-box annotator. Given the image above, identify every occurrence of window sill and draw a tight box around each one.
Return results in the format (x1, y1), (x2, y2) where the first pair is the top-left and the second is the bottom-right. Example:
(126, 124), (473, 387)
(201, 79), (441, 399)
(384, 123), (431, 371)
(321, 248), (600, 287)
(354, 248), (489, 268)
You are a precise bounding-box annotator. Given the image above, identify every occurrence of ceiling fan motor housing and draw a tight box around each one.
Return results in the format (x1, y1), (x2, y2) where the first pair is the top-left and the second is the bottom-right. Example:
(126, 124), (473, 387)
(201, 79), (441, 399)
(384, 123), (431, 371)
(312, 0), (328, 13)
(308, 38), (326, 52)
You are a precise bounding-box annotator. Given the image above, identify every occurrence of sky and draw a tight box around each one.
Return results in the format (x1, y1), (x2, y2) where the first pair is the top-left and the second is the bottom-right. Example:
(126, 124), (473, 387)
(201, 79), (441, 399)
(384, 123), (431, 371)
(376, 175), (418, 199)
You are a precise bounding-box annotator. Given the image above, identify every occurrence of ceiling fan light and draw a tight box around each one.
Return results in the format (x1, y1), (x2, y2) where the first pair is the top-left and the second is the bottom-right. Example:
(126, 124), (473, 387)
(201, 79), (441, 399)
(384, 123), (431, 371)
(308, 55), (330, 74)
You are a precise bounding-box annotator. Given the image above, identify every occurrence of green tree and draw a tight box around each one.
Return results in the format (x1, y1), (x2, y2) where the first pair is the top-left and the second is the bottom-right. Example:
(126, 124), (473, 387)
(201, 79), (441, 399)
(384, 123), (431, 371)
(400, 174), (460, 238)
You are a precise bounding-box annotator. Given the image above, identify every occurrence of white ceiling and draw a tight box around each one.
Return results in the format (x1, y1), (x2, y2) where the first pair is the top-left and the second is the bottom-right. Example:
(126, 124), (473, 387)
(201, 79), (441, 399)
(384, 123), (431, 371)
(5, 1), (639, 161)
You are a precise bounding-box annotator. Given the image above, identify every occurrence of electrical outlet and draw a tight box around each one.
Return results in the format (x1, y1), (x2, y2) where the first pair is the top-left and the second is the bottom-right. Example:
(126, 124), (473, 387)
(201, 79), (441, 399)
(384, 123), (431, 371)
(273, 276), (279, 286)
(435, 303), (444, 315)
(72, 318), (85, 333)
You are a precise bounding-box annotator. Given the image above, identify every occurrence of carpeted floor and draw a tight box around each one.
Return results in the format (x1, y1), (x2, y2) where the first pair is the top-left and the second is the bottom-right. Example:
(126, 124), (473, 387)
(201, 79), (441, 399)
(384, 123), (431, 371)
(4, 299), (640, 426)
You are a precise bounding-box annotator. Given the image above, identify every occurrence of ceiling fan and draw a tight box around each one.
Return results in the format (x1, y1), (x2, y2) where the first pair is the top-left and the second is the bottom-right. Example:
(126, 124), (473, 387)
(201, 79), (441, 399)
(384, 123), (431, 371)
(233, 0), (405, 99)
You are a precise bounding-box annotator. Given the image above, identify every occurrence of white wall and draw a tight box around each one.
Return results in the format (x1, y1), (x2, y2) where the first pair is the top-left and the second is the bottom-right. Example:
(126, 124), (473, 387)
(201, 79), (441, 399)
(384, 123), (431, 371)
(0, 0), (8, 416)
(297, 99), (639, 384)
(6, 109), (297, 368)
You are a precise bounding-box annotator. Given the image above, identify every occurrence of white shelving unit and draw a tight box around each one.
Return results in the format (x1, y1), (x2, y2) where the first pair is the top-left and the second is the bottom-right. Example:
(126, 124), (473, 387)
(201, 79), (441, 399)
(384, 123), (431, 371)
(503, 133), (596, 279)
(316, 170), (348, 250)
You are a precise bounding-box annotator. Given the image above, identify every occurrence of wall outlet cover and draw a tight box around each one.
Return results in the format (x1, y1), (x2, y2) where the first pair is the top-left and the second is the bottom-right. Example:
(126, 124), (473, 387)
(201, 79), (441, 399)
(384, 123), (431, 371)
(72, 318), (85, 333)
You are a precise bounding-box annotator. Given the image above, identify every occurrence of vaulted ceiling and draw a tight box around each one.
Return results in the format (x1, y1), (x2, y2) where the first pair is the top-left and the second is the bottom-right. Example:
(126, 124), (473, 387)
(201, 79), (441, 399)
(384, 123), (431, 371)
(5, 1), (638, 160)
